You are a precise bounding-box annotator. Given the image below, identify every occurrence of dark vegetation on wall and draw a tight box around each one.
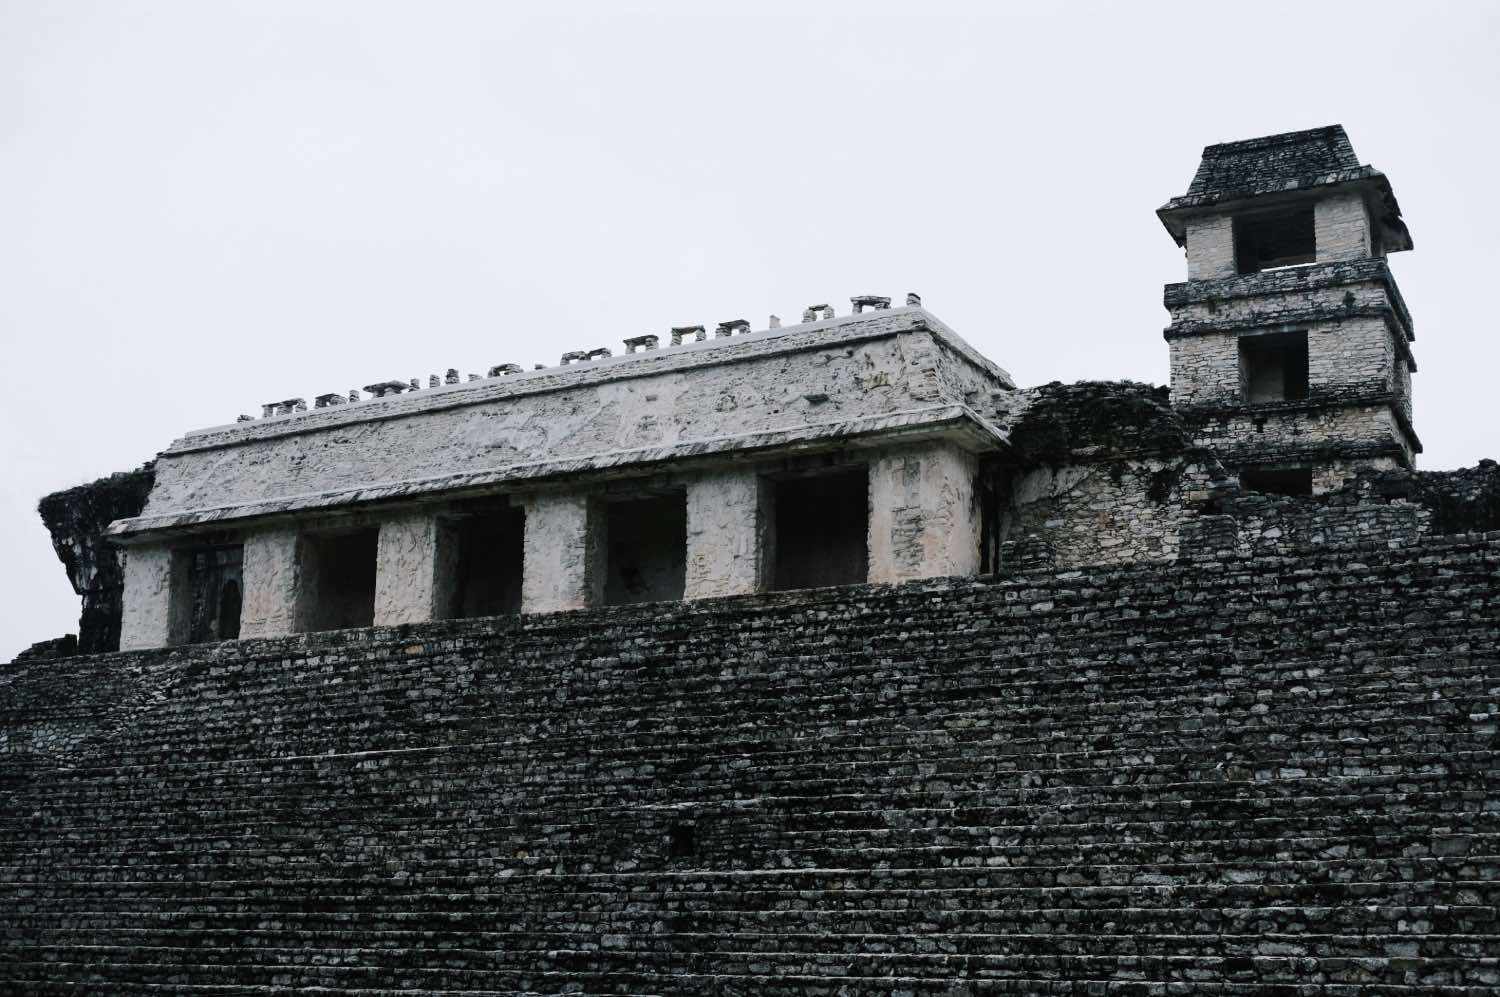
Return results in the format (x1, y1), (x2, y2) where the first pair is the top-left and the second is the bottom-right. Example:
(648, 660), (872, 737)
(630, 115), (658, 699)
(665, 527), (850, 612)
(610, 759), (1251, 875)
(1002, 381), (1188, 468)
(35, 463), (154, 655)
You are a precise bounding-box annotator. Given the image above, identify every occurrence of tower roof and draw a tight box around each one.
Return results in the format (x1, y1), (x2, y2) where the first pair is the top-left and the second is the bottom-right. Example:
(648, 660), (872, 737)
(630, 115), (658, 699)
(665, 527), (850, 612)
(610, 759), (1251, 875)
(1157, 125), (1412, 252)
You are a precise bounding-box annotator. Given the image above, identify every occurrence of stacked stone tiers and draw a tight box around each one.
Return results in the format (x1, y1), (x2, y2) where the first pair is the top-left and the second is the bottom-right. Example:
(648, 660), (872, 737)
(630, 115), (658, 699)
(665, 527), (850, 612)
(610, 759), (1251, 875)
(4, 533), (1499, 993)
(1164, 258), (1419, 476)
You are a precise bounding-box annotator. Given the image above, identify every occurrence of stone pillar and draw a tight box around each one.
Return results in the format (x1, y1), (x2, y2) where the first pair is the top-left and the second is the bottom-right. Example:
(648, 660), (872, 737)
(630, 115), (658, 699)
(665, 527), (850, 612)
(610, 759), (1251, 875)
(239, 526), (302, 638)
(374, 512), (456, 625)
(1184, 214), (1236, 280)
(119, 544), (185, 650)
(685, 471), (767, 599)
(867, 442), (980, 584)
(1314, 193), (1372, 262)
(520, 493), (603, 613)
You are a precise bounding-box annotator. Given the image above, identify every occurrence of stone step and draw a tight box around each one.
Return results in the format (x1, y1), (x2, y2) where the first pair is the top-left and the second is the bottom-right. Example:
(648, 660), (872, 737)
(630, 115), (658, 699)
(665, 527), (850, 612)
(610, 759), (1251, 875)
(96, 637), (1494, 738)
(7, 927), (1500, 969)
(20, 738), (1498, 802)
(4, 970), (1496, 996)
(13, 913), (1498, 954)
(8, 788), (1489, 842)
(13, 906), (1494, 951)
(8, 827), (1498, 882)
(2, 948), (1497, 989)
(5, 855), (1496, 900)
(82, 677), (1500, 770)
(9, 805), (1499, 858)
(39, 689), (1500, 784)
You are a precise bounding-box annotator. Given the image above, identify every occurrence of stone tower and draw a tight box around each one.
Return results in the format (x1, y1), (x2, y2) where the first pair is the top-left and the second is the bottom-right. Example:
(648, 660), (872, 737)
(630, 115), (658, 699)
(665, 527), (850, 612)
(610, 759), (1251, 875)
(1158, 125), (1418, 494)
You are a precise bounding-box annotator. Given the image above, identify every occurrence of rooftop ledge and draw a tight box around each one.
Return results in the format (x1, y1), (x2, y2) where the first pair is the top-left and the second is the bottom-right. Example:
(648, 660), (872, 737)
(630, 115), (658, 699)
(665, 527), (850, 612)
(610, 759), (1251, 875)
(108, 404), (1007, 541)
(1156, 169), (1411, 253)
(172, 307), (1014, 457)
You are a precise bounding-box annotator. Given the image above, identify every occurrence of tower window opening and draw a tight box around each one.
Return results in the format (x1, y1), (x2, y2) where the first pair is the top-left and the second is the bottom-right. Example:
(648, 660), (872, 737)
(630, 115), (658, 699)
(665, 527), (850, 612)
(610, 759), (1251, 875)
(1234, 208), (1316, 274)
(296, 528), (378, 633)
(1240, 466), (1313, 497)
(1240, 331), (1309, 403)
(768, 466), (869, 591)
(603, 491), (687, 606)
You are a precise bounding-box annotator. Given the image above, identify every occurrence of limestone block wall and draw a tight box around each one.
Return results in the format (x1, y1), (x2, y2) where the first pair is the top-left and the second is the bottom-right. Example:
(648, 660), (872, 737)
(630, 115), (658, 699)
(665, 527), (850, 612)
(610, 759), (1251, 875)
(1186, 493), (1432, 557)
(1185, 402), (1414, 471)
(1164, 258), (1414, 420)
(1314, 192), (1373, 261)
(1002, 457), (1200, 568)
(1178, 193), (1374, 281)
(4, 534), (1499, 993)
(1184, 213), (1236, 280)
(1169, 317), (1401, 410)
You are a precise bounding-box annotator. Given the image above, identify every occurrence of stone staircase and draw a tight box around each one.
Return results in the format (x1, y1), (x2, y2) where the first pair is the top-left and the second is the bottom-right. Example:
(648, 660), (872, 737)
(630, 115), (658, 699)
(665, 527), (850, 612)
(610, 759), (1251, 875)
(2, 534), (1498, 993)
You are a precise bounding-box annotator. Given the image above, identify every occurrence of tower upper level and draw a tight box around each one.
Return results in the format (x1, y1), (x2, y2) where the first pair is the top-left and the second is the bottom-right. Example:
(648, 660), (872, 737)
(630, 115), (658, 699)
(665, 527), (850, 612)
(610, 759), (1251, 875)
(1159, 125), (1422, 493)
(1158, 125), (1411, 281)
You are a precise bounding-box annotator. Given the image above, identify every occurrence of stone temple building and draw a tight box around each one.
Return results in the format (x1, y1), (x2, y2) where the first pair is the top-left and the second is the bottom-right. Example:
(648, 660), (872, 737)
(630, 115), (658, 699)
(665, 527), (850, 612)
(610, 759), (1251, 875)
(5, 125), (1499, 993)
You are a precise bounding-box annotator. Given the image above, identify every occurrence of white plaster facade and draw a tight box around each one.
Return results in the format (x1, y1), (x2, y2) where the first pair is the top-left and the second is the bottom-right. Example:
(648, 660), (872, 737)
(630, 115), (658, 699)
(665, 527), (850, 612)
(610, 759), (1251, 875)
(238, 528), (301, 640)
(374, 514), (457, 626)
(684, 473), (768, 600)
(867, 443), (980, 584)
(118, 547), (178, 651)
(519, 493), (603, 615)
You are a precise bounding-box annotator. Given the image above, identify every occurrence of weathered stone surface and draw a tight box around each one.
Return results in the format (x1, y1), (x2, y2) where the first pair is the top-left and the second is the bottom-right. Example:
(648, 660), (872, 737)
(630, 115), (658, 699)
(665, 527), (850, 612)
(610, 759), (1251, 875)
(867, 442), (979, 583)
(373, 512), (456, 626)
(519, 492), (601, 613)
(4, 533), (1499, 992)
(113, 310), (1012, 539)
(117, 544), (177, 651)
(36, 464), (154, 653)
(684, 471), (767, 599)
(237, 526), (300, 640)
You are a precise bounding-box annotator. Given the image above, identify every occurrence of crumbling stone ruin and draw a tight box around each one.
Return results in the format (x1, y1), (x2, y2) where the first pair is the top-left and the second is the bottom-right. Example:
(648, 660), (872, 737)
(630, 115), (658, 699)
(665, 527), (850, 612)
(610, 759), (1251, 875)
(5, 125), (1500, 993)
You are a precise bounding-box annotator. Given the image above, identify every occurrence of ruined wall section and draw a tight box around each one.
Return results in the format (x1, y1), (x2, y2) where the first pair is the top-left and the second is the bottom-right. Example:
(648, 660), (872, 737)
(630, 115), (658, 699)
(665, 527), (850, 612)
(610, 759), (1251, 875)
(1164, 258), (1418, 472)
(1186, 460), (1500, 558)
(3, 535), (1498, 993)
(995, 381), (1225, 569)
(35, 464), (155, 654)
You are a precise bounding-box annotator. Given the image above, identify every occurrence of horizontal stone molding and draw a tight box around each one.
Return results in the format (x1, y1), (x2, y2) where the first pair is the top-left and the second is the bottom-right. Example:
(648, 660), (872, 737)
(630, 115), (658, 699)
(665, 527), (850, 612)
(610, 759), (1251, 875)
(1164, 305), (1416, 372)
(165, 309), (1013, 457)
(108, 405), (1006, 541)
(1163, 258), (1414, 343)
(1178, 389), (1423, 457)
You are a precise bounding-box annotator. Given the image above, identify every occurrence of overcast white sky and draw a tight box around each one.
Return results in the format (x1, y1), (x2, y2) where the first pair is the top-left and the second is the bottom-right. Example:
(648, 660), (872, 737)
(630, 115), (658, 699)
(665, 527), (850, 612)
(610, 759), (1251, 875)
(3, 1), (1497, 660)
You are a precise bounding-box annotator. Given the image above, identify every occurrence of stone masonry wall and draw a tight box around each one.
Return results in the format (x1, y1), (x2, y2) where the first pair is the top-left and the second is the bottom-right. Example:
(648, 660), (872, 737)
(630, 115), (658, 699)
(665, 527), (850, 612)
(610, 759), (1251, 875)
(998, 381), (1217, 569)
(2, 534), (1498, 994)
(1169, 316), (1400, 410)
(1188, 462), (1500, 559)
(1183, 399), (1412, 470)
